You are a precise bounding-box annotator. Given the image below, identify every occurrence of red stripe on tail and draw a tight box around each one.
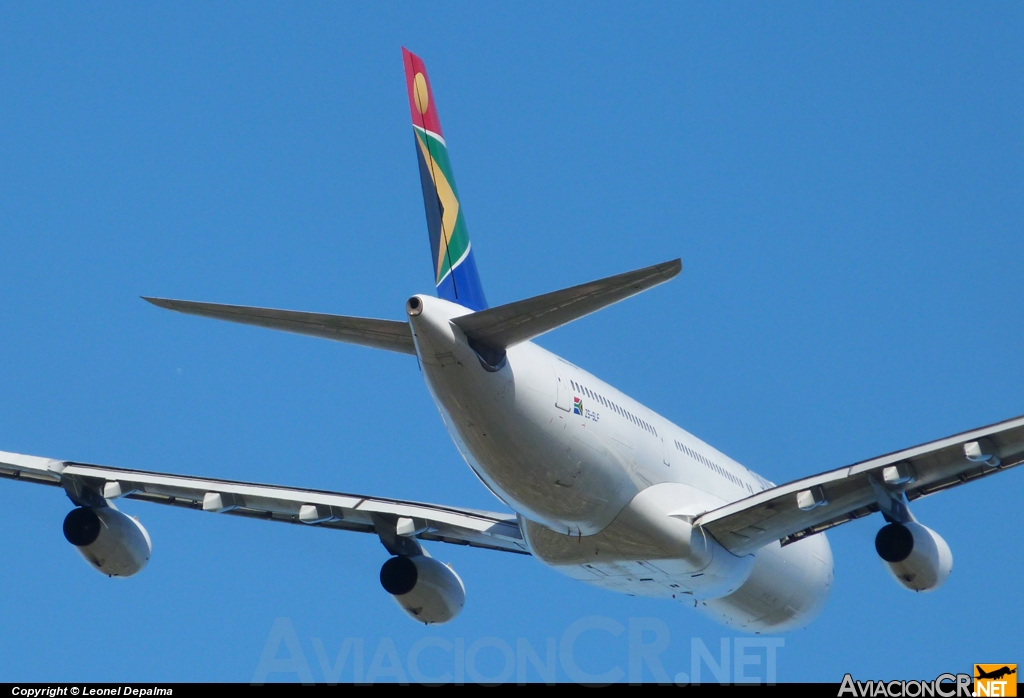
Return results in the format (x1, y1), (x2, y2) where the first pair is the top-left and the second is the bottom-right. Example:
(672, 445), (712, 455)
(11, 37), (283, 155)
(402, 48), (444, 138)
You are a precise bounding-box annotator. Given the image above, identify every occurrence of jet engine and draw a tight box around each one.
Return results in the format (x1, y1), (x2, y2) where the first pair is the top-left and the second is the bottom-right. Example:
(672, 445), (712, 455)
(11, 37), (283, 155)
(379, 555), (465, 624)
(874, 521), (952, 592)
(63, 506), (152, 578)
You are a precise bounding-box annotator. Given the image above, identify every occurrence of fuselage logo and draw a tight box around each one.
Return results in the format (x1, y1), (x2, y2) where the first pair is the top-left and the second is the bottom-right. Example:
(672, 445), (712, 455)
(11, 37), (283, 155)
(573, 396), (583, 415)
(974, 665), (1017, 697)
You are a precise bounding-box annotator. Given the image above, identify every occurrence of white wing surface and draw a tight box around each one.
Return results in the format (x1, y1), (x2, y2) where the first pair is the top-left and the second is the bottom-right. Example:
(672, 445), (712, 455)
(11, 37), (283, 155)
(694, 414), (1024, 556)
(0, 450), (527, 555)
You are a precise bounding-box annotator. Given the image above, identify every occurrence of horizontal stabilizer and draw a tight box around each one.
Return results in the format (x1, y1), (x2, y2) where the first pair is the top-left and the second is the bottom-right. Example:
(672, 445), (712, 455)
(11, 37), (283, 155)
(143, 298), (415, 355)
(452, 259), (681, 351)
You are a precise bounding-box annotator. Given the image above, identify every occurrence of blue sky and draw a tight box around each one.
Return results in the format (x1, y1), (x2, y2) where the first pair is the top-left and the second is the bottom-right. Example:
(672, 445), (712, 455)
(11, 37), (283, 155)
(1, 2), (1022, 683)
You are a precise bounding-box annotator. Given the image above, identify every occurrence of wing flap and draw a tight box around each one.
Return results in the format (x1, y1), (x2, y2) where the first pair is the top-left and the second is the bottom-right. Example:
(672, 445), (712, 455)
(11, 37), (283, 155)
(695, 414), (1024, 556)
(143, 298), (416, 355)
(0, 451), (527, 555)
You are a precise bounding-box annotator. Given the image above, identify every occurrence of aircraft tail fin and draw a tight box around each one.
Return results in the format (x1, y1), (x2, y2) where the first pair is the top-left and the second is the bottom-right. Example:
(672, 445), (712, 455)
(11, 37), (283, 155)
(452, 259), (681, 361)
(402, 48), (488, 311)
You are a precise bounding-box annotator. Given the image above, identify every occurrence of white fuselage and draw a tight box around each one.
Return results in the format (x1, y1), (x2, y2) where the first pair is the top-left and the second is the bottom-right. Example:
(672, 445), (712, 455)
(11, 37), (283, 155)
(408, 295), (834, 632)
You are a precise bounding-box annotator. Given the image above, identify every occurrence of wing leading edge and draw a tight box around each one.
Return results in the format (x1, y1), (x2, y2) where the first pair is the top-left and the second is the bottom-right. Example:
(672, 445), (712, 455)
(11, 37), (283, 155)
(0, 450), (528, 555)
(694, 414), (1024, 556)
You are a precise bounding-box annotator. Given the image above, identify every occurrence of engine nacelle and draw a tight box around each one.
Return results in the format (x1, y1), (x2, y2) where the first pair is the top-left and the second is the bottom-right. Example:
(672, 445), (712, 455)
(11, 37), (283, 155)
(379, 555), (465, 624)
(63, 506), (152, 578)
(875, 522), (952, 592)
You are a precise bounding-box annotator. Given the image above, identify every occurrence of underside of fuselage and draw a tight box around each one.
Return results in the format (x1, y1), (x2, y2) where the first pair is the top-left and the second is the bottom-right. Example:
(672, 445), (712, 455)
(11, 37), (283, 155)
(407, 294), (834, 631)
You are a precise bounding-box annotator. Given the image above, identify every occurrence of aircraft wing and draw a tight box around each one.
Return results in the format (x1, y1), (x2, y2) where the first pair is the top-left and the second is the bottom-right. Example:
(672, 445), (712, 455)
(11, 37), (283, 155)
(0, 450), (528, 555)
(693, 414), (1024, 556)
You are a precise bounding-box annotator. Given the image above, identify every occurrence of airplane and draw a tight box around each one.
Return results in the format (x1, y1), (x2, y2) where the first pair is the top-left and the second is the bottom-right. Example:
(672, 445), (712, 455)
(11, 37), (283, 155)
(975, 667), (1016, 681)
(2, 47), (1022, 633)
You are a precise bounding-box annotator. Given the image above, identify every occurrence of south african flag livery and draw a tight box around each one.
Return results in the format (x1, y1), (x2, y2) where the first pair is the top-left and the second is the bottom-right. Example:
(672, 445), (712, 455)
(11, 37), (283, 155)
(573, 397), (583, 416)
(403, 48), (488, 311)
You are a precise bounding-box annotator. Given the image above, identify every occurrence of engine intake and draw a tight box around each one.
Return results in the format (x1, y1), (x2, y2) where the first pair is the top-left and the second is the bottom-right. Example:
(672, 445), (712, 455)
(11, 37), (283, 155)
(63, 507), (152, 578)
(875, 522), (952, 592)
(380, 555), (465, 624)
